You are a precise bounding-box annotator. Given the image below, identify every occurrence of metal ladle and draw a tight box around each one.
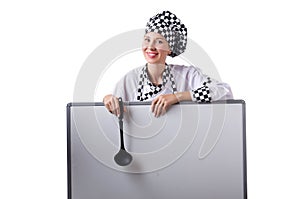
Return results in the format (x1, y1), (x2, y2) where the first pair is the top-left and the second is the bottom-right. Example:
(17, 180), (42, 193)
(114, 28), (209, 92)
(114, 97), (132, 166)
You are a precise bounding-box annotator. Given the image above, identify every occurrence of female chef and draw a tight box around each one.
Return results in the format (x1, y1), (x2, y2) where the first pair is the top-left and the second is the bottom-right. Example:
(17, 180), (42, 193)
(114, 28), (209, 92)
(103, 11), (233, 117)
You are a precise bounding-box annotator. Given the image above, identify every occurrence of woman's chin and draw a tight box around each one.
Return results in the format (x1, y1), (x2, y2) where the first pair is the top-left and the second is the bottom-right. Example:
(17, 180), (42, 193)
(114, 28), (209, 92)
(145, 58), (159, 64)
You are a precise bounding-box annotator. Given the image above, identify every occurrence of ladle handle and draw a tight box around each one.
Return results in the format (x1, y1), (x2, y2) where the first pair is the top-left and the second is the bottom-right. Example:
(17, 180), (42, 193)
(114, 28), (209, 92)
(119, 120), (125, 150)
(118, 97), (124, 120)
(118, 97), (125, 150)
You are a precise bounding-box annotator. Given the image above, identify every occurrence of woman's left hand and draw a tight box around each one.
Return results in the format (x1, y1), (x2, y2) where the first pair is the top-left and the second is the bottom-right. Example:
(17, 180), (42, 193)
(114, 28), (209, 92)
(151, 94), (179, 117)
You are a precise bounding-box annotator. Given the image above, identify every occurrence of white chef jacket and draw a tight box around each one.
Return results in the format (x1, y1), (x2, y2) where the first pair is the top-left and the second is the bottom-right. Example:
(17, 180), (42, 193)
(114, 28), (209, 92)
(113, 64), (233, 102)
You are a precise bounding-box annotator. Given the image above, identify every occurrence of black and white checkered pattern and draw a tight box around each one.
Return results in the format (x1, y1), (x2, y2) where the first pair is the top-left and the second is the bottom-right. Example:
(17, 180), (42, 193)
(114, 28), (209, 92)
(137, 64), (177, 101)
(192, 77), (212, 103)
(145, 11), (187, 57)
(192, 86), (212, 103)
(162, 65), (177, 93)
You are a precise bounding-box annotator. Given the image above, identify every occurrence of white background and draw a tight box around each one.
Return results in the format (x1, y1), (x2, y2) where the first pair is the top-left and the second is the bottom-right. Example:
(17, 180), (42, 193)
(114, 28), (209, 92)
(1, 0), (299, 198)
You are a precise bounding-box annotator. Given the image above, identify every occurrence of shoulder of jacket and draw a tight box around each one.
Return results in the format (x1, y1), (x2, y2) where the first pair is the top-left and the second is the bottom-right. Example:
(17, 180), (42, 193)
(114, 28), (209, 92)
(120, 65), (144, 80)
(169, 64), (202, 74)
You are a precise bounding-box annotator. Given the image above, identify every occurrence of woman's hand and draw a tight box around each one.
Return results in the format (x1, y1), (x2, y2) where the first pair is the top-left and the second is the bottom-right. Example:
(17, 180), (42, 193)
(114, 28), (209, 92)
(151, 94), (179, 117)
(151, 92), (192, 117)
(103, 94), (121, 117)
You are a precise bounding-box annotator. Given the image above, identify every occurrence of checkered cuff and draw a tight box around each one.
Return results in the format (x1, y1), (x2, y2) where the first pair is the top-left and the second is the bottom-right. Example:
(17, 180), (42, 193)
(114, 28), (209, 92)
(191, 86), (212, 103)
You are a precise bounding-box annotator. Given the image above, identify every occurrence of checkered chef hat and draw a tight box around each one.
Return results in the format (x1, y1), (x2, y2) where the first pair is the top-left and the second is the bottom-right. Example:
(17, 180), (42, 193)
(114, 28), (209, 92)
(145, 11), (187, 57)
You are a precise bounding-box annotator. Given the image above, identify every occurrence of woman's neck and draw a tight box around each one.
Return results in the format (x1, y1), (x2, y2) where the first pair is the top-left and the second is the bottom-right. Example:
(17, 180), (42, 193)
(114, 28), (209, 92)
(147, 63), (166, 85)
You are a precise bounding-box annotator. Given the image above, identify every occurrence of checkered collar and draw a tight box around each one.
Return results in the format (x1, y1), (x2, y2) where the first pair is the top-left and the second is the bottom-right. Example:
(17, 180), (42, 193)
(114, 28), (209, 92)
(137, 64), (177, 101)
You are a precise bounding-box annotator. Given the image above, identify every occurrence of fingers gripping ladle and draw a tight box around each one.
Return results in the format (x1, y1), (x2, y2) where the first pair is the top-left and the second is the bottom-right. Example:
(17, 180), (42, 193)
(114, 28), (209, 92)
(114, 97), (132, 166)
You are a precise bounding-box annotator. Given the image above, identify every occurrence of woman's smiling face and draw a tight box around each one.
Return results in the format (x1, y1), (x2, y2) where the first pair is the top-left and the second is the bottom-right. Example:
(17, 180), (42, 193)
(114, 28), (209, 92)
(142, 32), (171, 64)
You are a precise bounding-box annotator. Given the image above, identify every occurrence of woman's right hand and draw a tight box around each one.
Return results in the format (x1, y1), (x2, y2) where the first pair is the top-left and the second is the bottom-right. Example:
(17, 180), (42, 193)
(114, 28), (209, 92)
(103, 94), (121, 117)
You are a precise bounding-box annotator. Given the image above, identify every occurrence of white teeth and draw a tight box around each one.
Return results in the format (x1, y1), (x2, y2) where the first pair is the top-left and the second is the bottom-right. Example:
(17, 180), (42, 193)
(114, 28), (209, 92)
(147, 52), (157, 57)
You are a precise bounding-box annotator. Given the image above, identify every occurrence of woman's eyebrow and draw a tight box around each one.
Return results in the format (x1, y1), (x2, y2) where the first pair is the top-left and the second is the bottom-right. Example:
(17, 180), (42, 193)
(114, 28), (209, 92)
(144, 36), (166, 40)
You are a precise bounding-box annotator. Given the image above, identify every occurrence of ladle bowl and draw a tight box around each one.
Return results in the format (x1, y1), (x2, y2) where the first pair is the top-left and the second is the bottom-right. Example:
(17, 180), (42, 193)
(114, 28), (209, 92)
(114, 149), (133, 166)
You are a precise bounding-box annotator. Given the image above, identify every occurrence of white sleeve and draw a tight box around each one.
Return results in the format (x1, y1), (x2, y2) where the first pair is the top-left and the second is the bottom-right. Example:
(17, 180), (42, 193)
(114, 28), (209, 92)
(187, 66), (233, 102)
(113, 75), (129, 101)
(112, 68), (141, 102)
